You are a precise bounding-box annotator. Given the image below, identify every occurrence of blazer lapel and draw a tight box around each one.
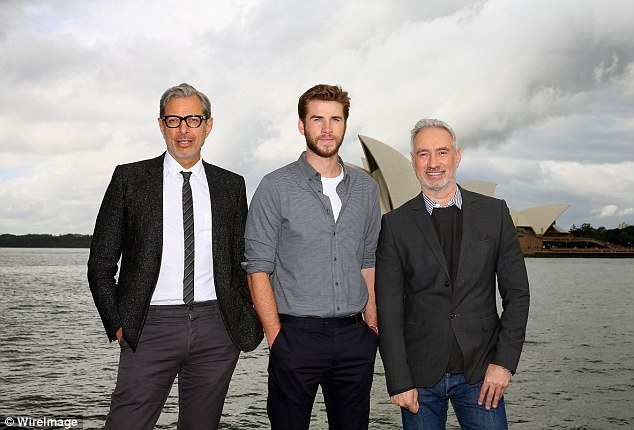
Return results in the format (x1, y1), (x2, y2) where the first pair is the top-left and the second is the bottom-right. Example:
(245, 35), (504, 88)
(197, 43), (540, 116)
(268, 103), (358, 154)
(411, 193), (450, 278)
(137, 154), (164, 253)
(203, 162), (224, 270)
(456, 186), (474, 278)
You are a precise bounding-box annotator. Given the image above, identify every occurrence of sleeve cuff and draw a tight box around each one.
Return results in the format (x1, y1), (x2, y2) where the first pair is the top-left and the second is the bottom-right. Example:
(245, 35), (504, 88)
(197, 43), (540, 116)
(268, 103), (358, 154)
(242, 260), (275, 275)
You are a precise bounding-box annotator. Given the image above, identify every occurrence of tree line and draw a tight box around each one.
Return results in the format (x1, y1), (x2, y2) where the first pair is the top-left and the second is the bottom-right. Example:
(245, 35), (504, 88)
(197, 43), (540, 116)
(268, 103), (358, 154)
(1, 225), (632, 248)
(0, 234), (92, 248)
(569, 224), (634, 247)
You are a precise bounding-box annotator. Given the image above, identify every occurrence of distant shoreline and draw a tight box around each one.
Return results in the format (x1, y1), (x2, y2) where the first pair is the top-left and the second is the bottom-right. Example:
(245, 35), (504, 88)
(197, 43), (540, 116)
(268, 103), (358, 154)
(525, 249), (634, 258)
(0, 234), (91, 248)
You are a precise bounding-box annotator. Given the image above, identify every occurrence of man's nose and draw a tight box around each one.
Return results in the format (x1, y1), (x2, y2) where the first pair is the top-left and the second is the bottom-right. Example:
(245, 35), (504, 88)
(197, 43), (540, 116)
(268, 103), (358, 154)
(178, 120), (190, 133)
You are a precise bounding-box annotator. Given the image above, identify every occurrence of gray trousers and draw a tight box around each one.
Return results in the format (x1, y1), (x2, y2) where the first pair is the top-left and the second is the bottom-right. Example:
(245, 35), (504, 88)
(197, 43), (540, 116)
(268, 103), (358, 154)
(105, 301), (240, 430)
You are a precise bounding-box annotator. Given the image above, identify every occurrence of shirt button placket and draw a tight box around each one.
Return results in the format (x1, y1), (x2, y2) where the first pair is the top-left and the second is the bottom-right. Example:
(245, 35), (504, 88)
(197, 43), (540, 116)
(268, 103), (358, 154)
(333, 228), (342, 313)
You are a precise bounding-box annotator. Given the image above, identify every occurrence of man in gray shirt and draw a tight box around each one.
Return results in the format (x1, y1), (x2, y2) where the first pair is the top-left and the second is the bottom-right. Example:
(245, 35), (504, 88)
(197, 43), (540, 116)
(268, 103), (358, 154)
(243, 84), (381, 430)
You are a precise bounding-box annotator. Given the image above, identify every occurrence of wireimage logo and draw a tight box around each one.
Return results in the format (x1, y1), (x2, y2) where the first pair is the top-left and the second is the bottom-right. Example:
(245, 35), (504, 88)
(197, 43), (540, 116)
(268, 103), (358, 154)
(2, 415), (82, 429)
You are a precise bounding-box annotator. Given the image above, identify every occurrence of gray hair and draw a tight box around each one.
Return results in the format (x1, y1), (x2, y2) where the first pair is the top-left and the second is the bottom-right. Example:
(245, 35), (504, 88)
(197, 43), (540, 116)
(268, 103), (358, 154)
(159, 83), (212, 118)
(410, 118), (458, 152)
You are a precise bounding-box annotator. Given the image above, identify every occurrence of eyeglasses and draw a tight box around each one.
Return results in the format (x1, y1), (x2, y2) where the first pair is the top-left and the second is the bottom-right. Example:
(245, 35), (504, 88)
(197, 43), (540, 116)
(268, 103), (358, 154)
(161, 115), (208, 128)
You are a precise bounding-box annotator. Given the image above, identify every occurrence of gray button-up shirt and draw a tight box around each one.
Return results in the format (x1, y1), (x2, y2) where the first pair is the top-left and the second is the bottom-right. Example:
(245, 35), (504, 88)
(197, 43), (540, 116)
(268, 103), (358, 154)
(243, 152), (381, 318)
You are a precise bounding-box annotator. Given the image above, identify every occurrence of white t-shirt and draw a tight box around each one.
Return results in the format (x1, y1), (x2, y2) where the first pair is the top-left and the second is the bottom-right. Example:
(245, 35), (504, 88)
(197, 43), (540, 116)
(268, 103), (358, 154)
(321, 167), (344, 222)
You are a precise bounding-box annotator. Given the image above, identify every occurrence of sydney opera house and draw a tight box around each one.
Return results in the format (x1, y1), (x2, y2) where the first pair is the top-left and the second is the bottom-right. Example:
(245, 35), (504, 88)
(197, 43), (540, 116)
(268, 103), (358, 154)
(348, 135), (616, 257)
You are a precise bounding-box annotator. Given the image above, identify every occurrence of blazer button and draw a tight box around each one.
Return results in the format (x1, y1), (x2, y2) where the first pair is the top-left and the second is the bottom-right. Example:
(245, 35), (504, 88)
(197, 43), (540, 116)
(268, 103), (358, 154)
(450, 313), (457, 319)
(445, 281), (451, 288)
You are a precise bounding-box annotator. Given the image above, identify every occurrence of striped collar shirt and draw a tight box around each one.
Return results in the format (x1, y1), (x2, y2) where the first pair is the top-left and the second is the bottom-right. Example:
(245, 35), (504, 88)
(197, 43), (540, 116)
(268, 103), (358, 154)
(423, 186), (463, 215)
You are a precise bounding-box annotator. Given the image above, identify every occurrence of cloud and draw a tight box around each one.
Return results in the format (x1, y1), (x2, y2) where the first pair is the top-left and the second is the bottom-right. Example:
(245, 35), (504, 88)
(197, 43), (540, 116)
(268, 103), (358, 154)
(1, 0), (634, 234)
(592, 205), (634, 220)
(594, 205), (619, 219)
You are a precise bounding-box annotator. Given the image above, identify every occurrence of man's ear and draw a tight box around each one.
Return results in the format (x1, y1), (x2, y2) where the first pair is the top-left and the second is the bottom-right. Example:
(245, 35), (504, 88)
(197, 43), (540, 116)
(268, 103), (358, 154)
(298, 118), (306, 136)
(205, 118), (214, 137)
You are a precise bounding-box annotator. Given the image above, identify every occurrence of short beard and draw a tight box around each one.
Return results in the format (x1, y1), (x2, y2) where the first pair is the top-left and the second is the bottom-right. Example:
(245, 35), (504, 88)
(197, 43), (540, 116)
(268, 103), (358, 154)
(305, 134), (343, 158)
(419, 171), (456, 193)
(165, 136), (200, 163)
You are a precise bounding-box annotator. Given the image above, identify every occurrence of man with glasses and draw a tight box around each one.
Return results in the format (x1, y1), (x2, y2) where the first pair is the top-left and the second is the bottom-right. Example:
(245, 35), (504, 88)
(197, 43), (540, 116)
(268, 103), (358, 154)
(88, 83), (262, 430)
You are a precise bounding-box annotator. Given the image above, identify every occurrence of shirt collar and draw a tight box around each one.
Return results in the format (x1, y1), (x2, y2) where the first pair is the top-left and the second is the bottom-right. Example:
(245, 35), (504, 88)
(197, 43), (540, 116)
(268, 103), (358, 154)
(164, 151), (204, 179)
(423, 186), (462, 215)
(297, 151), (347, 181)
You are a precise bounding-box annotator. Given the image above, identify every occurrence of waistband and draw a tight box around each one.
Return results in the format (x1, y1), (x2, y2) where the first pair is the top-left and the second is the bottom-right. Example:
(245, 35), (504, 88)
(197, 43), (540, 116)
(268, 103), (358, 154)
(148, 300), (217, 313)
(279, 313), (363, 328)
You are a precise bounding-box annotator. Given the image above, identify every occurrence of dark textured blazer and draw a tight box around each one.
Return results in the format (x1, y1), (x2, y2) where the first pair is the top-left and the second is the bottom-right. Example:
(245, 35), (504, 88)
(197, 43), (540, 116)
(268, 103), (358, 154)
(375, 187), (530, 395)
(87, 153), (263, 352)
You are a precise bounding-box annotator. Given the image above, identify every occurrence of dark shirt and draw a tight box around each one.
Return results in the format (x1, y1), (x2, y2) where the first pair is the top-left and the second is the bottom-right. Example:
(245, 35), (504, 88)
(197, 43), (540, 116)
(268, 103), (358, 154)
(431, 205), (464, 373)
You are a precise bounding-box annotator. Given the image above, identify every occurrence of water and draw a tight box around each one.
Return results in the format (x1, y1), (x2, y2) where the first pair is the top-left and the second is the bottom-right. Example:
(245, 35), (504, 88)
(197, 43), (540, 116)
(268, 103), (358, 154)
(0, 248), (632, 429)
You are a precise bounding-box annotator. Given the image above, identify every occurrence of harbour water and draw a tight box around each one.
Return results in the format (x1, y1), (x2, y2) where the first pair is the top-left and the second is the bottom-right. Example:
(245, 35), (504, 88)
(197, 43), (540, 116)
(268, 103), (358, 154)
(0, 248), (632, 429)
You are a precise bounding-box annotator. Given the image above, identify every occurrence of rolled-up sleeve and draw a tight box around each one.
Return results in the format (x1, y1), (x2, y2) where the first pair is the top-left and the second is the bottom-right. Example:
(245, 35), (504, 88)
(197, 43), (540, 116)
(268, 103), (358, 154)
(243, 175), (280, 275)
(361, 182), (381, 269)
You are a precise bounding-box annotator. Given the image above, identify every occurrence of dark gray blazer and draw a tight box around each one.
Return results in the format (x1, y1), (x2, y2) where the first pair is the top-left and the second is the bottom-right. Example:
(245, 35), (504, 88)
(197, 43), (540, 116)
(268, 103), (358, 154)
(87, 153), (262, 352)
(375, 187), (529, 395)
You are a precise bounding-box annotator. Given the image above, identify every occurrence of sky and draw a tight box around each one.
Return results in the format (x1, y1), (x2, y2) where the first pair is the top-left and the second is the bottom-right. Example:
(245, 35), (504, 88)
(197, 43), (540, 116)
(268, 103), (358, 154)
(1, 0), (633, 235)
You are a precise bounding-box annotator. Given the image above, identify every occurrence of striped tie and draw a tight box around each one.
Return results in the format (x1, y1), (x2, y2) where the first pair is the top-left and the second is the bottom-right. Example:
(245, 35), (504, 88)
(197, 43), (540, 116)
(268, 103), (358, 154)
(181, 171), (194, 305)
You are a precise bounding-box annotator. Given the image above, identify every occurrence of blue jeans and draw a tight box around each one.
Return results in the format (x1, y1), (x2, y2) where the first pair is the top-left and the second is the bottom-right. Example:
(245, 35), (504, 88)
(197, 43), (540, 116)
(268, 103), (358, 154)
(401, 373), (508, 430)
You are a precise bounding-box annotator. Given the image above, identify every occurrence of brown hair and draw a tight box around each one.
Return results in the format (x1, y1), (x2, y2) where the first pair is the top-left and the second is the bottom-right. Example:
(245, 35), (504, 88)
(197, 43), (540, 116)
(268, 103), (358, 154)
(298, 84), (350, 122)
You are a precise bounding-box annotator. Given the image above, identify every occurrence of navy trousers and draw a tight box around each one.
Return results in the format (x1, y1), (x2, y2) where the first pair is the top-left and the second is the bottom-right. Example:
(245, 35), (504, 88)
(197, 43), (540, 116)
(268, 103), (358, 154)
(105, 301), (240, 430)
(267, 313), (378, 430)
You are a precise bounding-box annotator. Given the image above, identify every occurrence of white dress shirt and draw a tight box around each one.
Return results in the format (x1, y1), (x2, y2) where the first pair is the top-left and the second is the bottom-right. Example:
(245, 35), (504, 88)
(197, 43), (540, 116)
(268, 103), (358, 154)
(151, 153), (216, 304)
